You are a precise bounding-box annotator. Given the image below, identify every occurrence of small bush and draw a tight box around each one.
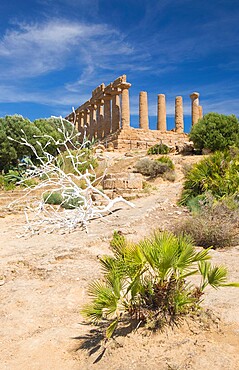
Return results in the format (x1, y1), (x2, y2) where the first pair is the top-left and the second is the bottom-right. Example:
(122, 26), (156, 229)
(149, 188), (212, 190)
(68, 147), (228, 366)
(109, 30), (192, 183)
(162, 170), (176, 182)
(180, 149), (239, 205)
(43, 191), (63, 205)
(61, 189), (84, 209)
(156, 156), (175, 170)
(43, 189), (84, 209)
(174, 199), (239, 248)
(20, 178), (38, 188)
(148, 143), (170, 155)
(57, 149), (98, 175)
(0, 173), (17, 190)
(190, 112), (239, 152)
(135, 158), (174, 178)
(82, 230), (239, 340)
(3, 170), (22, 184)
(186, 192), (214, 213)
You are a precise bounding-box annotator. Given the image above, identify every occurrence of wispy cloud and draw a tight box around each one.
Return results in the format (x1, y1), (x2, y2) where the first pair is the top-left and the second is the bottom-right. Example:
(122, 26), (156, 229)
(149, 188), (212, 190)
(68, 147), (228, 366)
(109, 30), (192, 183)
(0, 83), (90, 107)
(0, 17), (155, 111)
(0, 19), (128, 78)
(0, 1), (238, 119)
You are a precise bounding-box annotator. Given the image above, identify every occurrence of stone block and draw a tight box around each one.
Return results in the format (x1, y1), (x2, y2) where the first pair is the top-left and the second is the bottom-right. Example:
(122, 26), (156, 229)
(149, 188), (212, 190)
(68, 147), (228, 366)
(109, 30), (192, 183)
(103, 179), (115, 189)
(127, 179), (142, 190)
(114, 179), (127, 189)
(127, 173), (143, 190)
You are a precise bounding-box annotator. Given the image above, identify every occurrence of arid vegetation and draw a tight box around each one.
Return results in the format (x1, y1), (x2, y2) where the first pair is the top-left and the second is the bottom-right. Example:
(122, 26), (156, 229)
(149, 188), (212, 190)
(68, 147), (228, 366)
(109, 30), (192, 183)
(82, 230), (238, 340)
(1, 112), (239, 369)
(176, 147), (239, 248)
(190, 112), (239, 152)
(134, 156), (175, 180)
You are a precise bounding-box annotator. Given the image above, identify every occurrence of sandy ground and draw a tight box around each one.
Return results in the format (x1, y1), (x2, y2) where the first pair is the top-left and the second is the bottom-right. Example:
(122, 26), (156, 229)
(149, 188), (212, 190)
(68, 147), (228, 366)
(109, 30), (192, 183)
(0, 154), (239, 370)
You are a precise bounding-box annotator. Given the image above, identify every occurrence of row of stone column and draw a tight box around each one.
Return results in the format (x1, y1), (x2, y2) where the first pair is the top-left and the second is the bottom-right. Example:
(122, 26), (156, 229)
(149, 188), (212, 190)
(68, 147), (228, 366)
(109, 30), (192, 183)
(75, 84), (131, 140)
(139, 91), (203, 132)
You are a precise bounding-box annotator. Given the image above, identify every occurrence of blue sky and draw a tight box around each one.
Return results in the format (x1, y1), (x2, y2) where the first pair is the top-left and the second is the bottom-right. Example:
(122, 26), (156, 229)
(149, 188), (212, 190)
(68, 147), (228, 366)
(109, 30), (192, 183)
(0, 0), (239, 132)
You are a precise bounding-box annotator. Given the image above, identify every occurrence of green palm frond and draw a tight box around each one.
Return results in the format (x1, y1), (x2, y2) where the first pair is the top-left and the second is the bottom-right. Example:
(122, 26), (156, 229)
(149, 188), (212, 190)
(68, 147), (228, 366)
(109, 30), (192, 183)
(173, 290), (196, 312)
(199, 261), (235, 290)
(106, 319), (119, 339)
(176, 237), (197, 270)
(207, 265), (228, 289)
(193, 247), (212, 262)
(140, 238), (160, 270)
(123, 243), (147, 278)
(221, 282), (239, 287)
(100, 255), (127, 282)
(198, 261), (210, 280)
(154, 232), (185, 279)
(83, 280), (120, 321)
(110, 231), (127, 257)
(81, 303), (105, 323)
(99, 255), (117, 273)
(143, 231), (178, 280)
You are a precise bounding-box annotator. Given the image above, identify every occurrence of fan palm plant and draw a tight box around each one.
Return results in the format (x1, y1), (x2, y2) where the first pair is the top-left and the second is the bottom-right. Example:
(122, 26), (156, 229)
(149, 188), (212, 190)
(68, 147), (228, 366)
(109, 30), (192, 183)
(82, 230), (239, 338)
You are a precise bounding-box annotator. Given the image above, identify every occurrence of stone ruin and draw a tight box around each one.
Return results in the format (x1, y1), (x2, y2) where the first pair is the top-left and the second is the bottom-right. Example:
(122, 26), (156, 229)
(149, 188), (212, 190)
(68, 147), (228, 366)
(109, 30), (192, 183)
(66, 75), (203, 151)
(103, 172), (143, 199)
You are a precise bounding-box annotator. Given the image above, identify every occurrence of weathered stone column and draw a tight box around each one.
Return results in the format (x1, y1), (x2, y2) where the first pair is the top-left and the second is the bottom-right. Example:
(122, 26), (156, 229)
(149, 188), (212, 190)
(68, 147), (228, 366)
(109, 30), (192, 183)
(74, 113), (79, 131)
(89, 104), (97, 140)
(121, 83), (131, 129)
(76, 111), (84, 139)
(79, 111), (84, 130)
(175, 96), (184, 133)
(157, 94), (167, 131)
(97, 100), (104, 140)
(84, 108), (90, 137)
(190, 92), (200, 125)
(198, 105), (203, 120)
(112, 94), (121, 132)
(103, 96), (111, 137)
(139, 91), (149, 130)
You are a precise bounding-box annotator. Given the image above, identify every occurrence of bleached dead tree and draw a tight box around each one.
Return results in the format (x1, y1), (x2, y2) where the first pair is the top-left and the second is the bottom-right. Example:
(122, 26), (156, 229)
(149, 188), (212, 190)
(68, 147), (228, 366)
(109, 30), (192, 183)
(8, 115), (133, 235)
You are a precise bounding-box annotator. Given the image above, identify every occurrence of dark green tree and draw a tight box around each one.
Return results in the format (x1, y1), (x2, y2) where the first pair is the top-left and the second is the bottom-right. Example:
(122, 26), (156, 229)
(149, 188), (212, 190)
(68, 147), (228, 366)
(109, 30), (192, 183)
(0, 115), (77, 172)
(190, 113), (239, 152)
(0, 115), (41, 171)
(33, 117), (76, 156)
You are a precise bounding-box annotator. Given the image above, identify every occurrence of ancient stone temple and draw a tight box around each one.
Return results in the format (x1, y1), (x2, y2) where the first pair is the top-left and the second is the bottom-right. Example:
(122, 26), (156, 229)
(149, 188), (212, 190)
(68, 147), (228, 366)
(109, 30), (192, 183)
(66, 75), (203, 151)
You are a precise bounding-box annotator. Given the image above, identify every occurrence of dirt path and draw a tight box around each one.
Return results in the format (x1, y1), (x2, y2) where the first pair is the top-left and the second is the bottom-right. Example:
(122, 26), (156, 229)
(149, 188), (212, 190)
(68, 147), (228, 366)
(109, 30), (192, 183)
(0, 162), (239, 369)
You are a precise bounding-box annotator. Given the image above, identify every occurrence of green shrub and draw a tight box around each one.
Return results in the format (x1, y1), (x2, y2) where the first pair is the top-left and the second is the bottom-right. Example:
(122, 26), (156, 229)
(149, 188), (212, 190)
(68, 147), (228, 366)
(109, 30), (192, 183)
(156, 156), (175, 170)
(43, 191), (63, 205)
(0, 175), (16, 191)
(43, 189), (84, 209)
(61, 189), (84, 209)
(0, 115), (41, 172)
(57, 149), (98, 175)
(0, 115), (77, 171)
(134, 158), (174, 178)
(162, 170), (176, 182)
(190, 113), (239, 152)
(20, 178), (38, 188)
(185, 192), (214, 214)
(180, 149), (239, 205)
(82, 230), (239, 339)
(0, 172), (19, 190)
(147, 143), (170, 155)
(3, 170), (22, 184)
(174, 199), (239, 248)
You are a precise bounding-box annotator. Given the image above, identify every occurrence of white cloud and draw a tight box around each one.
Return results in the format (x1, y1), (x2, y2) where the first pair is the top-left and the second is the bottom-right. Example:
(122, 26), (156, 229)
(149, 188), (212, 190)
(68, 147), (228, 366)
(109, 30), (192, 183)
(0, 19), (133, 79)
(0, 83), (88, 109)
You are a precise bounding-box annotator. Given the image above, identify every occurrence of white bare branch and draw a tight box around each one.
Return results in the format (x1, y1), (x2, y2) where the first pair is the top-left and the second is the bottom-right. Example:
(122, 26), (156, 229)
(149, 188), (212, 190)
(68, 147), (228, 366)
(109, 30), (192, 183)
(8, 115), (134, 236)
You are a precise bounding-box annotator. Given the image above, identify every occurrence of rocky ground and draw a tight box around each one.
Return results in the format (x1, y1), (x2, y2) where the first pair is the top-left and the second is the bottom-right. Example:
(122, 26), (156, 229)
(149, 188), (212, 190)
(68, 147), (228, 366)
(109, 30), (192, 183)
(0, 153), (239, 370)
